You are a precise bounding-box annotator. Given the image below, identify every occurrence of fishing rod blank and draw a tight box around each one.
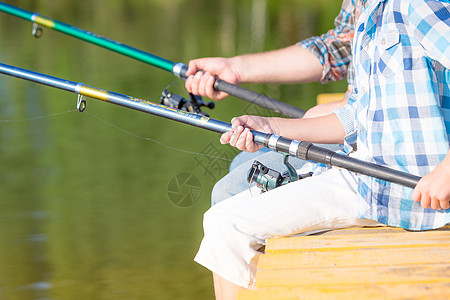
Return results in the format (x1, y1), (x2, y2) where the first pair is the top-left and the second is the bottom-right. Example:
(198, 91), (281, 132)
(0, 62), (421, 189)
(0, 1), (306, 118)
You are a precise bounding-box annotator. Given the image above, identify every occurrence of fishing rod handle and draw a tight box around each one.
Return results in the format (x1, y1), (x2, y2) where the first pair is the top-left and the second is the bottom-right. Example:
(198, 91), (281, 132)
(173, 62), (306, 119)
(305, 144), (421, 188)
(250, 133), (421, 189)
(214, 79), (306, 118)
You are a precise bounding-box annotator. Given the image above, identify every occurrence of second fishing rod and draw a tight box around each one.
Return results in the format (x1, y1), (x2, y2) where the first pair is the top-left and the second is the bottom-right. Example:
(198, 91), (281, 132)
(0, 1), (306, 119)
(0, 62), (421, 189)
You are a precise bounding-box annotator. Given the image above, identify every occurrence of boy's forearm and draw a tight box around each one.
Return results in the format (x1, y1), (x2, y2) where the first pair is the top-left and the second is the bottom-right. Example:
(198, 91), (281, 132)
(303, 93), (350, 119)
(230, 45), (323, 84)
(269, 113), (346, 144)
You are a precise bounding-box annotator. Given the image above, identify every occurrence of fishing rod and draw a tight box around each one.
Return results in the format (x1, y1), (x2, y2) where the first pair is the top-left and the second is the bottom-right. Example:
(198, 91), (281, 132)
(0, 1), (306, 118)
(0, 62), (421, 189)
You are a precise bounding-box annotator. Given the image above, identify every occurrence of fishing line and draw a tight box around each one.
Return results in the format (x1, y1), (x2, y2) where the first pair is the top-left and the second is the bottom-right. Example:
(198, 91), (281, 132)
(0, 109), (233, 162)
(0, 109), (77, 122)
(0, 107), (233, 162)
(83, 110), (233, 162)
(248, 171), (257, 198)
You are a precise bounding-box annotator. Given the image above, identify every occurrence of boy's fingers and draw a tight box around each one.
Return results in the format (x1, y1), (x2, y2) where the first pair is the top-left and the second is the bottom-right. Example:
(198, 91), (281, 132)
(440, 199), (450, 210)
(245, 129), (258, 152)
(235, 128), (249, 150)
(230, 118), (244, 130)
(187, 60), (203, 76)
(198, 72), (211, 95)
(411, 186), (420, 202)
(220, 131), (232, 144)
(188, 72), (202, 95)
(185, 64), (196, 76)
(205, 75), (217, 99)
(229, 126), (244, 147)
(185, 75), (194, 93)
(421, 194), (431, 209)
(431, 196), (441, 210)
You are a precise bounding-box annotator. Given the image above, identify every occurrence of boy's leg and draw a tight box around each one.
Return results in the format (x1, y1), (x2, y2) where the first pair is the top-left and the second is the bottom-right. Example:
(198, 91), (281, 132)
(212, 144), (343, 206)
(196, 168), (380, 289)
(228, 148), (272, 172)
(213, 273), (245, 300)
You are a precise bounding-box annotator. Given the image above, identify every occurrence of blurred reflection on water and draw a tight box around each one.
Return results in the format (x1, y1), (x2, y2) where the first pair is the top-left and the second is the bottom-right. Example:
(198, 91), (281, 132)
(0, 0), (344, 299)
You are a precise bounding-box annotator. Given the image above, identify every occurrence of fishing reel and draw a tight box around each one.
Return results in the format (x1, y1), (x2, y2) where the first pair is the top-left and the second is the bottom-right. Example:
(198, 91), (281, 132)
(160, 85), (215, 117)
(247, 154), (313, 192)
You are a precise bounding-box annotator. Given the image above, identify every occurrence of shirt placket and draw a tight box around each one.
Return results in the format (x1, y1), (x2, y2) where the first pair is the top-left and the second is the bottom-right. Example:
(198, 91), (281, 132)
(355, 23), (375, 158)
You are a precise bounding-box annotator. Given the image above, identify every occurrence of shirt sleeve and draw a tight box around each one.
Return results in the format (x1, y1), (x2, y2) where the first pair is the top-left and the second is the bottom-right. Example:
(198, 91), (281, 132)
(297, 0), (355, 83)
(333, 91), (358, 151)
(333, 90), (357, 136)
(409, 0), (450, 68)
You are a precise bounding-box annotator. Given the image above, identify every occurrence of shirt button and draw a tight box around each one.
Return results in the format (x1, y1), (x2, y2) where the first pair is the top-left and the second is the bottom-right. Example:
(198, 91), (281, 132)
(381, 39), (386, 45)
(362, 87), (367, 93)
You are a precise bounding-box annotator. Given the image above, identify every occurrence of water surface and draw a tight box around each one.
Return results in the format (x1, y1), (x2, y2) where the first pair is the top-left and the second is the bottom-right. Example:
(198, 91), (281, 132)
(0, 0), (344, 299)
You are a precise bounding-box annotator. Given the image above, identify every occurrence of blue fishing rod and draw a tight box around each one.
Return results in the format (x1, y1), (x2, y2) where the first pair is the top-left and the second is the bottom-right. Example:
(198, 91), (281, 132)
(0, 62), (421, 189)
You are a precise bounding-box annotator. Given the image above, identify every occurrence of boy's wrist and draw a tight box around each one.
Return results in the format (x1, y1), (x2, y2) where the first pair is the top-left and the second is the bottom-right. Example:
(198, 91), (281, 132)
(228, 56), (246, 83)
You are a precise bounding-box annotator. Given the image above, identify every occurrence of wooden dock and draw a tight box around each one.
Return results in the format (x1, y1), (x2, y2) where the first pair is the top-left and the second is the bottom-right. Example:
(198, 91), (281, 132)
(238, 225), (450, 299)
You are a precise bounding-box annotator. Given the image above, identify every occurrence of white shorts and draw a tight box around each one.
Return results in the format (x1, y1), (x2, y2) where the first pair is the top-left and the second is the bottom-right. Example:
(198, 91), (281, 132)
(194, 167), (381, 289)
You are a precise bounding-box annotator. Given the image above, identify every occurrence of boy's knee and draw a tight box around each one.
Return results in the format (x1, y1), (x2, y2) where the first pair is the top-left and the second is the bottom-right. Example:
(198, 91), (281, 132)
(211, 172), (249, 206)
(211, 180), (228, 206)
(203, 207), (235, 237)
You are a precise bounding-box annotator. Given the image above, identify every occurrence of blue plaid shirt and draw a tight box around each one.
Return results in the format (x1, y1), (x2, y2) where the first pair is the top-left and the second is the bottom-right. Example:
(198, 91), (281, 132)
(298, 0), (368, 84)
(335, 0), (450, 230)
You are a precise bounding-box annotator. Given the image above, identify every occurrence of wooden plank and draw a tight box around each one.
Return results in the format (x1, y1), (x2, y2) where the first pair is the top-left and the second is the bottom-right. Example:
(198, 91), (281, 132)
(267, 225), (450, 238)
(238, 282), (450, 300)
(316, 93), (345, 105)
(238, 226), (450, 299)
(238, 289), (298, 300)
(310, 226), (408, 235)
(255, 264), (450, 288)
(259, 246), (450, 269)
(266, 229), (450, 254)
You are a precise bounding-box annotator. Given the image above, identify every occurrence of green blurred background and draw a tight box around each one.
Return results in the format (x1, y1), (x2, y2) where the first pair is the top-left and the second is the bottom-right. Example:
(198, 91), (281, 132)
(0, 0), (345, 299)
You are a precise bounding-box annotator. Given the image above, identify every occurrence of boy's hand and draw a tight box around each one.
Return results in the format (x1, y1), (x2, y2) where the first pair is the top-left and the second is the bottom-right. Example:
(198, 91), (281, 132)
(412, 153), (450, 210)
(184, 57), (241, 101)
(220, 115), (277, 153)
